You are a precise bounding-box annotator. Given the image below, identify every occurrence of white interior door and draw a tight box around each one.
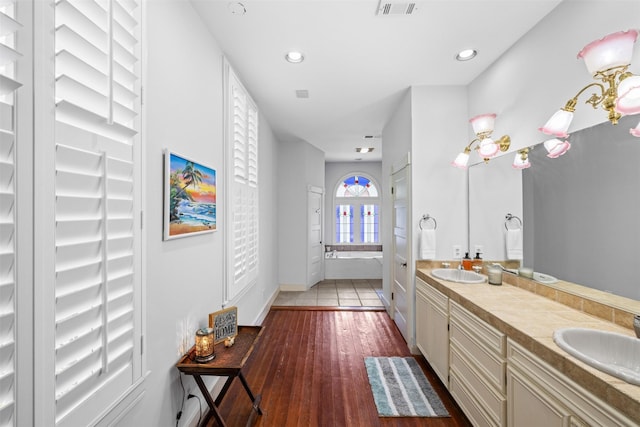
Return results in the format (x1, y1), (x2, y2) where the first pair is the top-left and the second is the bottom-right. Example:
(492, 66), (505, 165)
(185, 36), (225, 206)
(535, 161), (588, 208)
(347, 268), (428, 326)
(392, 164), (411, 342)
(308, 186), (324, 288)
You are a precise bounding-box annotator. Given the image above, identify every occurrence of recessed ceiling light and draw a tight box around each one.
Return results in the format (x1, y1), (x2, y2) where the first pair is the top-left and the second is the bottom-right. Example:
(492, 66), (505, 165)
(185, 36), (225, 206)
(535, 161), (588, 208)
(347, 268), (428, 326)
(285, 51), (305, 63)
(456, 49), (477, 61)
(356, 147), (374, 153)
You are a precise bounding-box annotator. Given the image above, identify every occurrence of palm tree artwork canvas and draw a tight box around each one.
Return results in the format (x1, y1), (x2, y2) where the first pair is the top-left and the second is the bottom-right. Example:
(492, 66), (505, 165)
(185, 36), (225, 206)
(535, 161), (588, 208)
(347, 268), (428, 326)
(164, 150), (217, 239)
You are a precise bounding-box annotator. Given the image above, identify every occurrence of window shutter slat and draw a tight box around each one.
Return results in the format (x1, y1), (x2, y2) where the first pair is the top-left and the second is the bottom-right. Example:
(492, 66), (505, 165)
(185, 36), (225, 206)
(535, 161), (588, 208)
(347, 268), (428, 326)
(0, 11), (21, 37)
(0, 43), (21, 68)
(55, 25), (107, 74)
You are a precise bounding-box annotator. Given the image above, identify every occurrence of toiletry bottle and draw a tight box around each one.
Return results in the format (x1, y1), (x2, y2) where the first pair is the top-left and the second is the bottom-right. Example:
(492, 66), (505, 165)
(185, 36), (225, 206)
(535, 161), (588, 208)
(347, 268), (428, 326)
(473, 251), (483, 270)
(462, 252), (472, 270)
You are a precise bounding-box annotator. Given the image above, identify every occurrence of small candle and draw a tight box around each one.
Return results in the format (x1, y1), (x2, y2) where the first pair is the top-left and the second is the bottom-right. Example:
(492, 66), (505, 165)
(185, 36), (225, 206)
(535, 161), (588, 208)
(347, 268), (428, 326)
(487, 267), (503, 285)
(194, 328), (215, 363)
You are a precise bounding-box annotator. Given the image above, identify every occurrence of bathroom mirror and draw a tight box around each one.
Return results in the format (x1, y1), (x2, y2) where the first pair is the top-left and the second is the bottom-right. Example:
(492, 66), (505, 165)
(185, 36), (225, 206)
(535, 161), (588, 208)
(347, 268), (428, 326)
(468, 152), (522, 262)
(468, 115), (640, 301)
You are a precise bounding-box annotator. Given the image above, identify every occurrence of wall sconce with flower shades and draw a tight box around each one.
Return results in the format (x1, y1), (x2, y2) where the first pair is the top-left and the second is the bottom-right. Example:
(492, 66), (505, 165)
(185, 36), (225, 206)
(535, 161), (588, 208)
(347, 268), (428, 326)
(539, 29), (640, 148)
(512, 148), (531, 169)
(451, 113), (511, 169)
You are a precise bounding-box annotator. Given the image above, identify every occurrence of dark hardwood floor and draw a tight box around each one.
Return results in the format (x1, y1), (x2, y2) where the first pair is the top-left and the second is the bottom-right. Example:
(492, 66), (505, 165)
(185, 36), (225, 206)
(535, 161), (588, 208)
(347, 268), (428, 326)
(210, 308), (471, 427)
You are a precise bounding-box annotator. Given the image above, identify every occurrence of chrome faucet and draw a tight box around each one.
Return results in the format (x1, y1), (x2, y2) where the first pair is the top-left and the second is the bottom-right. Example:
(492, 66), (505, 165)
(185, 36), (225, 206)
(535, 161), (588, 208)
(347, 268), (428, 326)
(634, 315), (640, 338)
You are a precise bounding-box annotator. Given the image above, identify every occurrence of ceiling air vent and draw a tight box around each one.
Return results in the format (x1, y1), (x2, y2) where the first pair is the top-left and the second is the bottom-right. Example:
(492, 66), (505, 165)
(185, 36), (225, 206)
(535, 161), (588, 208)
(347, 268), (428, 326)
(295, 90), (309, 99)
(376, 1), (418, 16)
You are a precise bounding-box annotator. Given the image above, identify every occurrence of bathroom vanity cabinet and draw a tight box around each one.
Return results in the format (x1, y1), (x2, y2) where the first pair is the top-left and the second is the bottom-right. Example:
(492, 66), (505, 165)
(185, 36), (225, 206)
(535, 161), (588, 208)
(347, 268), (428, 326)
(415, 270), (639, 426)
(415, 277), (449, 386)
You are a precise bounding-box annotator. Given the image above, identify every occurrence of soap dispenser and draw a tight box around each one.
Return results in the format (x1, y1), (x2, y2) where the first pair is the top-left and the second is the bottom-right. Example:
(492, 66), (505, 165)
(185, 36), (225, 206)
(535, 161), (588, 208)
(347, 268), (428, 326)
(473, 251), (483, 269)
(462, 252), (472, 271)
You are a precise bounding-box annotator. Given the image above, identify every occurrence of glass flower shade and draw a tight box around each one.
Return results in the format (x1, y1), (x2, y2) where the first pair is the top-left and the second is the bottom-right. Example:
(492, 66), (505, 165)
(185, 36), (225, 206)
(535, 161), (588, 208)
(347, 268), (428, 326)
(512, 153), (531, 169)
(577, 30), (638, 76)
(469, 113), (496, 135)
(451, 151), (470, 169)
(616, 75), (640, 115)
(539, 109), (574, 138)
(543, 138), (571, 158)
(478, 137), (499, 158)
(631, 120), (640, 137)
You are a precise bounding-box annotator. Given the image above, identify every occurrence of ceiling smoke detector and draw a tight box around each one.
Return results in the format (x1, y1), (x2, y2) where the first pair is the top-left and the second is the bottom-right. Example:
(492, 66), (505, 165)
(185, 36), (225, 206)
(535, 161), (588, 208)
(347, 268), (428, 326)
(376, 1), (418, 16)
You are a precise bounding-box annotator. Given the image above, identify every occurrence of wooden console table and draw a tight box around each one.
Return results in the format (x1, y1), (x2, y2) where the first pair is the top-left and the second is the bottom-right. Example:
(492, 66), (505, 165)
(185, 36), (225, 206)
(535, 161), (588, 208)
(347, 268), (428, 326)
(176, 325), (264, 427)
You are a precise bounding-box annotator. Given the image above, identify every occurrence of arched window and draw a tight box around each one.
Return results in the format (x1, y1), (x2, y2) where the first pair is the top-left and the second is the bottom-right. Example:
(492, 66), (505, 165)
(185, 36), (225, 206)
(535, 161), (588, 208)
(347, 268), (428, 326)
(334, 174), (380, 244)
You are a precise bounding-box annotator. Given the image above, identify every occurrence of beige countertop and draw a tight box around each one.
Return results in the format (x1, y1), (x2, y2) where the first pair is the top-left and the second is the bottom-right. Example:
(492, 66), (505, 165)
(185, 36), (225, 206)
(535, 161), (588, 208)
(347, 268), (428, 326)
(416, 267), (640, 423)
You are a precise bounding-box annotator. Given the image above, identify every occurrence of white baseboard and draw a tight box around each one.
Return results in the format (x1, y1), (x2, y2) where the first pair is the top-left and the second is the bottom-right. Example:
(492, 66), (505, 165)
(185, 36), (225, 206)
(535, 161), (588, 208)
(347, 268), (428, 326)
(278, 284), (306, 291)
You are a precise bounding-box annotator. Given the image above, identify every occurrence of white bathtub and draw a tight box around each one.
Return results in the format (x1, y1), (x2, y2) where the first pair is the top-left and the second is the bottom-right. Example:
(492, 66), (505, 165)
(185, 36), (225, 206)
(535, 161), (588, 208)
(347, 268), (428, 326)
(324, 251), (383, 280)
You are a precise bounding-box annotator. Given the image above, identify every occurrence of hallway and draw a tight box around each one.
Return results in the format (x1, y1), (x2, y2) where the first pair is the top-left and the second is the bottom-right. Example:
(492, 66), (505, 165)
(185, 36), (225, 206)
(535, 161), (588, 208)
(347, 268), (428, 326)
(273, 279), (384, 308)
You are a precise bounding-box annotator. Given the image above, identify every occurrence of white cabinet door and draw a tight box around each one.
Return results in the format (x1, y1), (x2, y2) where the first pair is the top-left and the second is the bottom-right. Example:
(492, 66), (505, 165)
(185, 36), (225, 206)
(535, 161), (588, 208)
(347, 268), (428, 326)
(415, 278), (449, 386)
(507, 364), (573, 427)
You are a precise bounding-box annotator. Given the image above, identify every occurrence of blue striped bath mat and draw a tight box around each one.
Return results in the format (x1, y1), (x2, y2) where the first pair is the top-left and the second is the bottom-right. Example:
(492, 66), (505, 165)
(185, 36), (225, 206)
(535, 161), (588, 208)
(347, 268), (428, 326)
(364, 357), (450, 417)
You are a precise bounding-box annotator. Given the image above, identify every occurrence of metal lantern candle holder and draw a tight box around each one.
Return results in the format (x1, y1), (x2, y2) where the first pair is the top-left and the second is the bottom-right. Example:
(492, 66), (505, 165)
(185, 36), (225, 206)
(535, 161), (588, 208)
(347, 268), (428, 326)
(194, 327), (215, 363)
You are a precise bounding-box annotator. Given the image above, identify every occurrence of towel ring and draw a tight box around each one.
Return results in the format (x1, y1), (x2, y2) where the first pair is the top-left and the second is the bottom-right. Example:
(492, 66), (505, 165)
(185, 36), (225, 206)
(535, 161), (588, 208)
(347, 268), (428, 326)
(504, 213), (522, 230)
(419, 214), (437, 230)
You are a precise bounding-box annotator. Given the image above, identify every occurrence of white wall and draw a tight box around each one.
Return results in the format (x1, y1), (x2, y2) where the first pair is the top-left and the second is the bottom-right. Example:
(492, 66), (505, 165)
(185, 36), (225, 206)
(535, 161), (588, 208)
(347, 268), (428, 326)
(324, 161), (382, 246)
(410, 85), (469, 261)
(121, 2), (279, 425)
(277, 139), (325, 288)
(467, 0), (640, 154)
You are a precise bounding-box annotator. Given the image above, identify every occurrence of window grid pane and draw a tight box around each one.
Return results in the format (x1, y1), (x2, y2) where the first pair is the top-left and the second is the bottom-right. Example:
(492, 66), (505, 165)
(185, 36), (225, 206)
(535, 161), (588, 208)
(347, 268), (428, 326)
(336, 205), (353, 243)
(336, 175), (378, 198)
(360, 204), (379, 243)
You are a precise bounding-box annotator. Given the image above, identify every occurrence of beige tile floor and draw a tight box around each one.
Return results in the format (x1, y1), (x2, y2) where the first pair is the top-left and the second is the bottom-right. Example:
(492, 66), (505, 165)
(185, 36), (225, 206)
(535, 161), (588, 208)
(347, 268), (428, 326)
(273, 279), (384, 307)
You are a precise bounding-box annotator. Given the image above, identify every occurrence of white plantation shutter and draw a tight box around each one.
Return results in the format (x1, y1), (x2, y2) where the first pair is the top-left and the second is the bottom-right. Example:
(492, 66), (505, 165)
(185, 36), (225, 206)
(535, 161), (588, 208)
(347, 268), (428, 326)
(53, 0), (141, 425)
(226, 64), (258, 302)
(246, 106), (258, 276)
(0, 2), (23, 425)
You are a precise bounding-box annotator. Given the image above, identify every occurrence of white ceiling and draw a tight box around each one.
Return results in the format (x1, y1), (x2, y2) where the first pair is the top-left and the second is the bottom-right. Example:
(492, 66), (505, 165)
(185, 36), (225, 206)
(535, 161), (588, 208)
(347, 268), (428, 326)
(191, 0), (563, 162)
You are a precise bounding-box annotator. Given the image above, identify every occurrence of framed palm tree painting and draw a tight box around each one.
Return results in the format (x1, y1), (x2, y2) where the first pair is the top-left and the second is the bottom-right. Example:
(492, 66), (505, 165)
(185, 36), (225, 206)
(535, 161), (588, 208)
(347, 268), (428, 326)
(164, 150), (217, 240)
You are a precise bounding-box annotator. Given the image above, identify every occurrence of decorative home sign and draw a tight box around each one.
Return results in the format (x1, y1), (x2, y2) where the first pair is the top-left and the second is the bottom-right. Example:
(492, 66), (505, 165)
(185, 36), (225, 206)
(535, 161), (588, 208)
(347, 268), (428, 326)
(209, 306), (238, 344)
(163, 150), (217, 240)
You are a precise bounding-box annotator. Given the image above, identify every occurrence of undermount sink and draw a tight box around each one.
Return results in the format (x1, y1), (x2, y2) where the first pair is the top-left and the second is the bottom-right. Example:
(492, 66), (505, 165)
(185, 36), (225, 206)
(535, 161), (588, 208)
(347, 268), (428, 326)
(533, 272), (558, 284)
(431, 268), (485, 284)
(553, 328), (640, 385)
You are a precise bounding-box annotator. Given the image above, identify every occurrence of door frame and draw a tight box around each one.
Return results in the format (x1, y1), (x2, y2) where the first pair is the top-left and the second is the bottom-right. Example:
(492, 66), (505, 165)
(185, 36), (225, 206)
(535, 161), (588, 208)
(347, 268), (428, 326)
(307, 185), (324, 288)
(390, 153), (413, 349)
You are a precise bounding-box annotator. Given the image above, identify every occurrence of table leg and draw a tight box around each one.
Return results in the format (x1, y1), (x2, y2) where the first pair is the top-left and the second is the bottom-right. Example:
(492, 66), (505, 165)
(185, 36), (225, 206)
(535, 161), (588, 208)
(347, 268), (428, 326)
(193, 374), (227, 427)
(238, 371), (263, 415)
(214, 376), (235, 407)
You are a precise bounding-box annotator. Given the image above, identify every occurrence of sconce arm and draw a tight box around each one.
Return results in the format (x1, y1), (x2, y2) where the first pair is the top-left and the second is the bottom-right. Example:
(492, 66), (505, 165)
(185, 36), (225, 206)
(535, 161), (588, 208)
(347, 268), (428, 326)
(564, 81), (606, 112)
(464, 138), (481, 152)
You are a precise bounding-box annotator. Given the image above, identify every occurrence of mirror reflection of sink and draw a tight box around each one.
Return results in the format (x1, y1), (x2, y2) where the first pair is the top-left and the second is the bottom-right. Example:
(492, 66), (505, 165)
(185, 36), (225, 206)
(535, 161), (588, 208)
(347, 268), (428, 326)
(553, 328), (640, 385)
(431, 268), (485, 284)
(533, 272), (558, 284)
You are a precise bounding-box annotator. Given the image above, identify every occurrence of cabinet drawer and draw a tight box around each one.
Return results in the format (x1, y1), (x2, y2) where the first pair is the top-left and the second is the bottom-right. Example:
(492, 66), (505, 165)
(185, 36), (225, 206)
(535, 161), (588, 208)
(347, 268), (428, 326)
(450, 300), (505, 356)
(450, 320), (506, 392)
(450, 368), (506, 427)
(450, 345), (506, 426)
(416, 277), (447, 311)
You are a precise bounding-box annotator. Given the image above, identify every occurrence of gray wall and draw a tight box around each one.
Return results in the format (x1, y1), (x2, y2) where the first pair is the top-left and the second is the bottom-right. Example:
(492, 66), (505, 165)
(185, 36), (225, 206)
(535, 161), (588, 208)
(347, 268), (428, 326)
(523, 115), (640, 300)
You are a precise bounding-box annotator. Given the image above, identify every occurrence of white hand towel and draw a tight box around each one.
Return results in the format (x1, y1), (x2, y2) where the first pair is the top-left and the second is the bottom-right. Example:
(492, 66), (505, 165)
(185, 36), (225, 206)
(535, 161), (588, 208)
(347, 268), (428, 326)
(506, 228), (523, 260)
(419, 229), (436, 260)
